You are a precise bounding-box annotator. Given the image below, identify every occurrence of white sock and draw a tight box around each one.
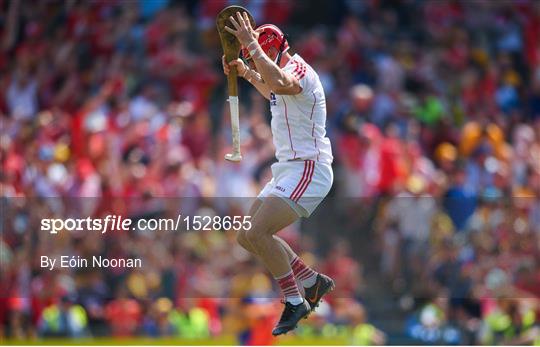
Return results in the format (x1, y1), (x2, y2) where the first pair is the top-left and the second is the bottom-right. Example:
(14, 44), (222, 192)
(290, 256), (319, 288)
(301, 273), (318, 288)
(286, 296), (304, 305)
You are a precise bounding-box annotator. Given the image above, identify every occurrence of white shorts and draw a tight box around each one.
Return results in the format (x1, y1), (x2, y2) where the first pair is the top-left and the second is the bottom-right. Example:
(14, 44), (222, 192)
(258, 160), (333, 217)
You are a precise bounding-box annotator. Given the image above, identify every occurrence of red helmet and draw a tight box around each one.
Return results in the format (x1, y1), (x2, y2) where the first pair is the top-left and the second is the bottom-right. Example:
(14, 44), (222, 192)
(240, 24), (289, 61)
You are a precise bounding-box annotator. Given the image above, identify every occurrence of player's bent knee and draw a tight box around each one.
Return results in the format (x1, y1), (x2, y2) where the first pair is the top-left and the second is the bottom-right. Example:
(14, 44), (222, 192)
(245, 227), (263, 246)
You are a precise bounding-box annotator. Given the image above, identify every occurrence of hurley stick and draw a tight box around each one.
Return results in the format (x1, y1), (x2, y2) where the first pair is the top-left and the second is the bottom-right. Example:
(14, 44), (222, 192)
(216, 6), (255, 162)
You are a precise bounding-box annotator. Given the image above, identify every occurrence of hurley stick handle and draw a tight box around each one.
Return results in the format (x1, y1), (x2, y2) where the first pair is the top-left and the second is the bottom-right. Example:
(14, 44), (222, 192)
(227, 65), (238, 96)
(216, 6), (255, 162)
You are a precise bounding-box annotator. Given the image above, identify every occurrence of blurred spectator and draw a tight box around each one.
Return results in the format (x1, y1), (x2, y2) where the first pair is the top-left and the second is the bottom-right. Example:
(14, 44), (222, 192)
(38, 295), (89, 338)
(6, 68), (38, 121)
(104, 287), (141, 337)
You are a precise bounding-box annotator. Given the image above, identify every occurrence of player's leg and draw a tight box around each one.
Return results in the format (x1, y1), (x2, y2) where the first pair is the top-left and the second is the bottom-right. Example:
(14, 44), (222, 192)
(237, 201), (303, 264)
(237, 195), (301, 268)
(238, 205), (325, 294)
(238, 200), (324, 295)
(236, 199), (303, 262)
(245, 160), (334, 303)
(236, 198), (262, 254)
(278, 161), (335, 311)
(243, 195), (310, 335)
(244, 195), (299, 281)
(273, 237), (316, 285)
(237, 163), (304, 261)
(236, 182), (305, 270)
(274, 233), (334, 311)
(275, 234), (335, 315)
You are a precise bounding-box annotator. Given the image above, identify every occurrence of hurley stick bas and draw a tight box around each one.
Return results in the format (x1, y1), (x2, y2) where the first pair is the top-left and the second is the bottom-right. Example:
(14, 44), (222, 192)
(216, 6), (255, 162)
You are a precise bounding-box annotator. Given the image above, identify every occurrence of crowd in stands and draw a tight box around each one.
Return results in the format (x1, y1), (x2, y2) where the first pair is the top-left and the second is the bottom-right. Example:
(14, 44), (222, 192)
(1, 0), (539, 344)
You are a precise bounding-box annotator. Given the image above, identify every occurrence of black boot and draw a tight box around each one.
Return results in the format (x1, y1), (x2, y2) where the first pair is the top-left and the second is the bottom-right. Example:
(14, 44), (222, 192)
(304, 274), (335, 311)
(272, 300), (310, 336)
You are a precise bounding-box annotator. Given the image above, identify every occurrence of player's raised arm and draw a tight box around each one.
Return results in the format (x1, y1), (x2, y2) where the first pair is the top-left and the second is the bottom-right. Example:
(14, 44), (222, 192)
(221, 55), (272, 100)
(248, 47), (301, 95)
(224, 12), (301, 95)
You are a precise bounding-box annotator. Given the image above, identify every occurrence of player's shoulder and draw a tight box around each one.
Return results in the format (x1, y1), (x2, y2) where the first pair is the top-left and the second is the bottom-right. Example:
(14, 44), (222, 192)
(286, 54), (315, 82)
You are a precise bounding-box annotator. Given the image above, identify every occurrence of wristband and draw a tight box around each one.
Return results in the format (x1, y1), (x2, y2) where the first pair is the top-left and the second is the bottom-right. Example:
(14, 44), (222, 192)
(246, 41), (258, 51)
(250, 47), (263, 60)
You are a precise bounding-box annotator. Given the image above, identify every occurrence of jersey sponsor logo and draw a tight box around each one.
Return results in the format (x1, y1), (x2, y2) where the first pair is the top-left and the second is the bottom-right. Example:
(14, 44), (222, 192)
(270, 92), (277, 106)
(275, 185), (286, 192)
